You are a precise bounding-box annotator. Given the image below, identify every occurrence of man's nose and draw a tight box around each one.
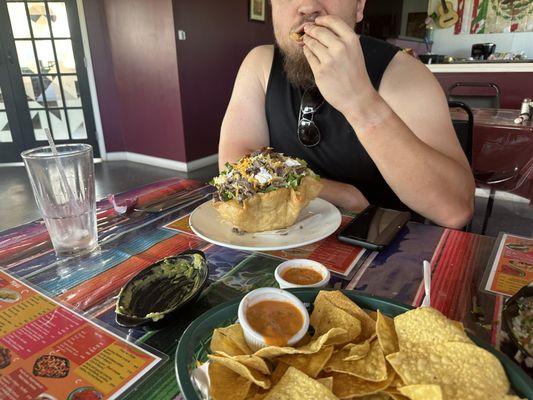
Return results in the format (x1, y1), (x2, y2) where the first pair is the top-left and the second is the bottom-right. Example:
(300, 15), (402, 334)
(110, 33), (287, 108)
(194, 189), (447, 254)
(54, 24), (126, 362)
(296, 0), (325, 19)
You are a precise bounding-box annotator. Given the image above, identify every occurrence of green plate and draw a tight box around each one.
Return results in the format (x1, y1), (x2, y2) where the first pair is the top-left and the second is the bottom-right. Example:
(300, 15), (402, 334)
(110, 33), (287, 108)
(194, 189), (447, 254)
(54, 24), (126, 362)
(175, 289), (533, 400)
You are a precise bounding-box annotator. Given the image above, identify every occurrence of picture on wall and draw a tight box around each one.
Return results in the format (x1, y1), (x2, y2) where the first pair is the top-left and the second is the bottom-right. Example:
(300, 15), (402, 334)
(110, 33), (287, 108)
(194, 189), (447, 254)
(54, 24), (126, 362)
(470, 0), (533, 33)
(249, 0), (266, 22)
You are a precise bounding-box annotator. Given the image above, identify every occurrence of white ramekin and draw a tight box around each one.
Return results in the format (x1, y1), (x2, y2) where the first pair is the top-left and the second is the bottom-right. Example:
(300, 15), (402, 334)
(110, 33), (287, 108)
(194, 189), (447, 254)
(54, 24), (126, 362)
(274, 259), (330, 290)
(237, 287), (310, 351)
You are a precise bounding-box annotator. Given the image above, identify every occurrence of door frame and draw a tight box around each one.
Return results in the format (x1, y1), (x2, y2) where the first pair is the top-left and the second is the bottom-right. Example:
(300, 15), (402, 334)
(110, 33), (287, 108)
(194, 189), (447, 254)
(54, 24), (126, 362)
(75, 0), (106, 160)
(0, 0), (101, 162)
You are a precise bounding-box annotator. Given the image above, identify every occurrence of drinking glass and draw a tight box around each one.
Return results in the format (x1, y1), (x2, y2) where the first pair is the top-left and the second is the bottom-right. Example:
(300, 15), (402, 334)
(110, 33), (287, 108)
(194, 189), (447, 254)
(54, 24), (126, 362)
(21, 144), (98, 257)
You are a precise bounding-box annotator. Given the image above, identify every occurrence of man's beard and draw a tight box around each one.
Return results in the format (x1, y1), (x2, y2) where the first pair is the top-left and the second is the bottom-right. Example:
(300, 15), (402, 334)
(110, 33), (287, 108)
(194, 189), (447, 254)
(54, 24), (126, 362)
(279, 47), (315, 89)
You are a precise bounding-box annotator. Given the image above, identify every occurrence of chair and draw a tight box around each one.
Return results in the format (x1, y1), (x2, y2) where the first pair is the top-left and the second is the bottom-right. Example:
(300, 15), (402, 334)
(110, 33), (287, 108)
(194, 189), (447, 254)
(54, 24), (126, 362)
(449, 101), (473, 165)
(449, 101), (520, 235)
(447, 82), (501, 109)
(448, 84), (515, 235)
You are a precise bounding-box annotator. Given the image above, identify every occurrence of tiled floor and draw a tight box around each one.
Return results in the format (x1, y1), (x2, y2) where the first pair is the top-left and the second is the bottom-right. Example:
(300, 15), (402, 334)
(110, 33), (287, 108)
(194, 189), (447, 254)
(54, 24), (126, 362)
(0, 161), (531, 237)
(0, 161), (219, 231)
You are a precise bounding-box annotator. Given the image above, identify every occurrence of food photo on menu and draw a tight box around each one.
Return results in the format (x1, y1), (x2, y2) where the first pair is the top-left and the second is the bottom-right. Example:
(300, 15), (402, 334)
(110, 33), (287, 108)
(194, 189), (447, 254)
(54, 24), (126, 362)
(0, 0), (532, 399)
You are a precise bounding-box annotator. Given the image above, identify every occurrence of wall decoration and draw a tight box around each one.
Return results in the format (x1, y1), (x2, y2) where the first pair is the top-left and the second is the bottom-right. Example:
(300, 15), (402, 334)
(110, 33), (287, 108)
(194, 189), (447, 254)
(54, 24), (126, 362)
(470, 0), (533, 33)
(249, 0), (266, 22)
(455, 0), (467, 34)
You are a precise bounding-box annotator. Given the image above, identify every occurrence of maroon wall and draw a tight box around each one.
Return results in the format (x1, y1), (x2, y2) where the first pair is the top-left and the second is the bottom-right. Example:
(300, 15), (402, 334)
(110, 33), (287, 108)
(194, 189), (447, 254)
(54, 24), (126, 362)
(103, 0), (187, 162)
(172, 0), (274, 161)
(84, 0), (187, 161)
(434, 73), (533, 109)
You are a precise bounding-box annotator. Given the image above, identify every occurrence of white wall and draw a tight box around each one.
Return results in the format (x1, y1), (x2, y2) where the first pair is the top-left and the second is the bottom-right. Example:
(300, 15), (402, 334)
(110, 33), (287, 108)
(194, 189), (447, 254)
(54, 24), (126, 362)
(401, 0), (430, 37)
(428, 0), (533, 57)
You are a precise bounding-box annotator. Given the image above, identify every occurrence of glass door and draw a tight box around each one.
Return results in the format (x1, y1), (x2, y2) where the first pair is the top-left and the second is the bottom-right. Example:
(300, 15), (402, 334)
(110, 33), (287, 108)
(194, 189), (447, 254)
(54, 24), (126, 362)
(0, 36), (25, 162)
(0, 0), (99, 162)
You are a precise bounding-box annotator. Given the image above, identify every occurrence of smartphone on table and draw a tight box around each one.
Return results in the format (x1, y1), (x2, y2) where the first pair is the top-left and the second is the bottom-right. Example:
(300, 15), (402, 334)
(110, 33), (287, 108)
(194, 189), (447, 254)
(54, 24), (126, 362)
(338, 205), (411, 251)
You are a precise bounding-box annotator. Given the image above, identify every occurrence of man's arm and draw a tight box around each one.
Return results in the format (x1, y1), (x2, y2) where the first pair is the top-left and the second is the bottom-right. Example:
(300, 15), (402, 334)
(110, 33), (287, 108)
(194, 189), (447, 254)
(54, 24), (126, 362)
(362, 52), (474, 227)
(303, 16), (474, 228)
(317, 178), (369, 211)
(218, 46), (271, 169)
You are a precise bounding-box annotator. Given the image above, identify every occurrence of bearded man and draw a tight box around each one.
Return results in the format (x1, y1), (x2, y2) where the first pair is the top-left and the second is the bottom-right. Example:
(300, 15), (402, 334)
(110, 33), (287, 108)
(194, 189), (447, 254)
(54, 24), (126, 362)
(218, 0), (475, 228)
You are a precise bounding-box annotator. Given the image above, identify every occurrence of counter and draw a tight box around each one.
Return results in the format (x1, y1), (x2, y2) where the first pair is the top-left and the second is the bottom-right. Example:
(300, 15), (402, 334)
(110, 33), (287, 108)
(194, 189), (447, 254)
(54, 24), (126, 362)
(427, 63), (533, 73)
(428, 66), (533, 109)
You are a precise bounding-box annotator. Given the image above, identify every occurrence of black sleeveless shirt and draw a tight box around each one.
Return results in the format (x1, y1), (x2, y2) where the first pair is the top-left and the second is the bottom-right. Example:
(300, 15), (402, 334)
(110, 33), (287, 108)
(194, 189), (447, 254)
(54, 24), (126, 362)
(266, 36), (407, 211)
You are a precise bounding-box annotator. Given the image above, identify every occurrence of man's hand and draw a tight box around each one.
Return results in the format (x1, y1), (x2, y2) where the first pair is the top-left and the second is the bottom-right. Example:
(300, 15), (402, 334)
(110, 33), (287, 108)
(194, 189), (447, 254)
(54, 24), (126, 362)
(302, 15), (376, 117)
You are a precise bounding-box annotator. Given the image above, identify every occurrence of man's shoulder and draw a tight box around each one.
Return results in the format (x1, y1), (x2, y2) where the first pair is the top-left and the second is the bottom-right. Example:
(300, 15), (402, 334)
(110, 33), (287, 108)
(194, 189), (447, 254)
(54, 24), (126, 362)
(381, 51), (440, 94)
(248, 44), (275, 59)
(242, 45), (275, 91)
(245, 45), (275, 72)
(379, 50), (449, 121)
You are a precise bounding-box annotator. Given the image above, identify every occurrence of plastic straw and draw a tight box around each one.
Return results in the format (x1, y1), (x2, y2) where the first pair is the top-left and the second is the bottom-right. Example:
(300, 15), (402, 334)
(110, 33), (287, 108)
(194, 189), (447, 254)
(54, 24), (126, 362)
(422, 260), (431, 307)
(44, 128), (80, 213)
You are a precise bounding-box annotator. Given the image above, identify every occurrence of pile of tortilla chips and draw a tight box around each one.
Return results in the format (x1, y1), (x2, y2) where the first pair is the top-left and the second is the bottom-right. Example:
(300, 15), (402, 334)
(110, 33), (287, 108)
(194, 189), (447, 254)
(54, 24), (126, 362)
(203, 291), (523, 400)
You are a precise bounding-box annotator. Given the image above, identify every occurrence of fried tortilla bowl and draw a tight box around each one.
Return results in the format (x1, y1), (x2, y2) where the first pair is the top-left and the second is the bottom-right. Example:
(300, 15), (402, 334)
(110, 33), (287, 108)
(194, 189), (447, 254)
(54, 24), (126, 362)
(213, 176), (322, 233)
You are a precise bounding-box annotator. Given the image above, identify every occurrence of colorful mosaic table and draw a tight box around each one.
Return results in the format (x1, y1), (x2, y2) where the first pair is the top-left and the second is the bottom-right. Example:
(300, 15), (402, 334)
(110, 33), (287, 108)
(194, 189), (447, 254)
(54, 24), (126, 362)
(0, 178), (512, 399)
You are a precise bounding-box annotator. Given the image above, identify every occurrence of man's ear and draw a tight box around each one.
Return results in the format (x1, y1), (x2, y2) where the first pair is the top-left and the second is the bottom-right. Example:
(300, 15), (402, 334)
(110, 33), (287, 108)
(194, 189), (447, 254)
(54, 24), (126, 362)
(356, 0), (366, 23)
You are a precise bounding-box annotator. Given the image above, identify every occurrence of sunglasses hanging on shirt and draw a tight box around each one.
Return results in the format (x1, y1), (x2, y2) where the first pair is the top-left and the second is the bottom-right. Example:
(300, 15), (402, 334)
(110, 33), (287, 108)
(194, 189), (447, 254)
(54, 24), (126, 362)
(297, 87), (324, 147)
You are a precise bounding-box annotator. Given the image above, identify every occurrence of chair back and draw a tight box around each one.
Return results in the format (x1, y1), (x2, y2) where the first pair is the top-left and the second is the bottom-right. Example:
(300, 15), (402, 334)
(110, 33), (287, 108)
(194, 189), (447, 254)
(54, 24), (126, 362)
(447, 82), (501, 109)
(449, 101), (473, 166)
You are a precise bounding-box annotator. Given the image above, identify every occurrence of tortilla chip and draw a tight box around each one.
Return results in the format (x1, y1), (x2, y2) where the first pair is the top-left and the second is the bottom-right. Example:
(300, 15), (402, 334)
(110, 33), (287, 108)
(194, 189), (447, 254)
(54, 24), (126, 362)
(376, 310), (398, 356)
(289, 32), (304, 42)
(387, 393), (410, 400)
(263, 366), (337, 400)
(211, 324), (251, 356)
(390, 373), (404, 388)
(312, 291), (376, 342)
(254, 327), (347, 359)
(277, 346), (334, 378)
(245, 385), (268, 400)
(393, 308), (470, 350)
(398, 385), (443, 400)
(246, 392), (268, 400)
(214, 176), (322, 232)
(269, 362), (290, 387)
(325, 340), (388, 382)
(209, 362), (252, 400)
(330, 367), (396, 399)
(317, 377), (333, 391)
(313, 299), (362, 343)
(208, 354), (271, 389)
(213, 351), (270, 375)
(386, 342), (509, 400)
(342, 338), (373, 361)
(294, 333), (312, 347)
(358, 394), (392, 400)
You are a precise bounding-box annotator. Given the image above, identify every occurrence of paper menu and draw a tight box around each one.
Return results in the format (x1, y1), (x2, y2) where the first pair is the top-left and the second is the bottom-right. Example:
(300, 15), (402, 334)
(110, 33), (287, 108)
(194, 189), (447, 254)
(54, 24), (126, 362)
(0, 271), (161, 400)
(264, 216), (366, 277)
(483, 233), (533, 297)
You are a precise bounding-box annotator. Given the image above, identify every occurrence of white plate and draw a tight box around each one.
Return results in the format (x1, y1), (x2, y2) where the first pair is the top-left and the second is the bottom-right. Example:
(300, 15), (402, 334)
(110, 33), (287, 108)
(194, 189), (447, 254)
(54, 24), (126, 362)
(189, 198), (342, 251)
